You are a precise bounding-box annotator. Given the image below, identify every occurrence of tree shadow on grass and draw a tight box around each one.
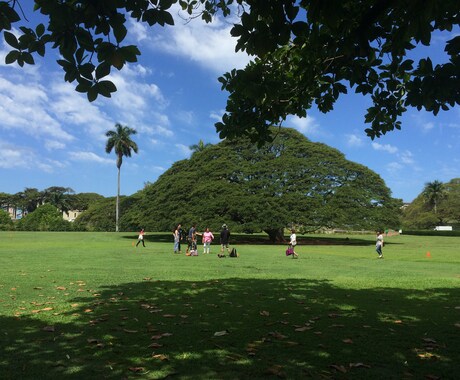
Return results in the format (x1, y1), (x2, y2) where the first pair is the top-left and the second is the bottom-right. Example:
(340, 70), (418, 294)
(1, 279), (458, 379)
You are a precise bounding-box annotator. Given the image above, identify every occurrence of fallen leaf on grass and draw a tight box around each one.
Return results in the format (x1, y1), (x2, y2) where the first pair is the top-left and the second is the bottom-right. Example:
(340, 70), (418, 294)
(268, 331), (287, 339)
(41, 307), (53, 311)
(342, 339), (353, 344)
(260, 310), (270, 316)
(330, 364), (347, 373)
(265, 365), (286, 378)
(152, 354), (169, 361)
(128, 367), (145, 373)
(84, 309), (93, 313)
(349, 362), (371, 369)
(214, 330), (229, 337)
(295, 326), (311, 332)
(162, 314), (175, 318)
(148, 343), (163, 348)
(455, 323), (460, 328)
(123, 329), (138, 334)
(42, 325), (55, 332)
(56, 286), (66, 291)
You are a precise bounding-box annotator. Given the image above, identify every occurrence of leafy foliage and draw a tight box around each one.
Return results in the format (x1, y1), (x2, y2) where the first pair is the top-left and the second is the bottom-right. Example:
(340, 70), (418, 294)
(402, 178), (460, 229)
(0, 209), (14, 230)
(16, 204), (72, 231)
(121, 128), (401, 240)
(2, 1), (458, 143)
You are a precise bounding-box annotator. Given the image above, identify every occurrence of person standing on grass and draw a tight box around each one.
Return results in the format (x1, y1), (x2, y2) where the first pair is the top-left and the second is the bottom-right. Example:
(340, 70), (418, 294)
(220, 224), (231, 253)
(187, 224), (197, 254)
(289, 229), (299, 258)
(177, 224), (183, 253)
(202, 227), (214, 254)
(376, 230), (384, 258)
(173, 226), (180, 254)
(136, 228), (145, 247)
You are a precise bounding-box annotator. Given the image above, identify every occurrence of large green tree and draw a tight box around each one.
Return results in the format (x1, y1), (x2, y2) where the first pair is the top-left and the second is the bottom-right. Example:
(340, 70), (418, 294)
(105, 123), (138, 232)
(121, 128), (401, 241)
(42, 186), (75, 215)
(2, 1), (458, 143)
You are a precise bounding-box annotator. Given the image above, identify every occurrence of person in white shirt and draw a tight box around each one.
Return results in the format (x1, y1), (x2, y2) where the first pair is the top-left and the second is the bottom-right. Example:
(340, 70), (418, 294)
(375, 231), (384, 258)
(289, 229), (299, 258)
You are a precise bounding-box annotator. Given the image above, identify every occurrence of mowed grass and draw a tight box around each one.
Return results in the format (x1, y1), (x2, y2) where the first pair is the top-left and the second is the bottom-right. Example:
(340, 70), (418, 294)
(0, 231), (459, 380)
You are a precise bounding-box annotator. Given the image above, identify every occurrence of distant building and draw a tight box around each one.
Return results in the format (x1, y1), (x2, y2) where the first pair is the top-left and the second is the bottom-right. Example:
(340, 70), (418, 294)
(1, 206), (23, 220)
(63, 210), (83, 222)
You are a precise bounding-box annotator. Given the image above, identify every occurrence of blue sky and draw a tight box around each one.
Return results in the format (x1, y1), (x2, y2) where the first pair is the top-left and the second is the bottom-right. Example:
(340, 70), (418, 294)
(0, 4), (459, 203)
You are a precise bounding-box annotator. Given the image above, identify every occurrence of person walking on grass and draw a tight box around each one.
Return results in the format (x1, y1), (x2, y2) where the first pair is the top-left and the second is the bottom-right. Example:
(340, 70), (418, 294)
(136, 228), (145, 247)
(173, 226), (180, 254)
(376, 230), (384, 258)
(202, 227), (214, 254)
(289, 229), (299, 258)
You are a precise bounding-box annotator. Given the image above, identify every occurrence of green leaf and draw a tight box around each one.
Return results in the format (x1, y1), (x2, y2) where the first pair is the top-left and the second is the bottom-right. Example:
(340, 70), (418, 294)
(112, 23), (127, 44)
(36, 23), (45, 37)
(4, 31), (19, 49)
(21, 52), (35, 65)
(87, 86), (98, 102)
(95, 63), (111, 80)
(5, 50), (19, 64)
(97, 80), (117, 97)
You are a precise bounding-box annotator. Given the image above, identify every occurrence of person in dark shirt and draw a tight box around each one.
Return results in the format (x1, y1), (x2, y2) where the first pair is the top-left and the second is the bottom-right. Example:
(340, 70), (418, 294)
(220, 224), (230, 254)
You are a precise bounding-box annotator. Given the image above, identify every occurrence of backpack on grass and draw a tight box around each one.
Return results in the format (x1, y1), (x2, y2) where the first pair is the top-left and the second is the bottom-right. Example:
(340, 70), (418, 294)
(229, 248), (238, 258)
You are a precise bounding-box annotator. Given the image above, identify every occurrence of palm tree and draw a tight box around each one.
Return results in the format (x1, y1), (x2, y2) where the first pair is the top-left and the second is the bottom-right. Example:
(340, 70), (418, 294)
(189, 139), (211, 153)
(422, 180), (446, 214)
(105, 123), (138, 232)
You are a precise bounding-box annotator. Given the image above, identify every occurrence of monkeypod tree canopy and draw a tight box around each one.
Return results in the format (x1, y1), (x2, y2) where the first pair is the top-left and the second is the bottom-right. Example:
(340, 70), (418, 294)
(122, 128), (401, 241)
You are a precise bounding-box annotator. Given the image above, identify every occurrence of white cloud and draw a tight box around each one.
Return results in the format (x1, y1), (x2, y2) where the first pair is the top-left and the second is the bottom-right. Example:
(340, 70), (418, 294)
(286, 115), (320, 135)
(422, 122), (435, 131)
(68, 151), (113, 164)
(0, 77), (74, 142)
(0, 140), (63, 172)
(175, 143), (192, 157)
(371, 142), (398, 154)
(44, 140), (66, 151)
(400, 150), (415, 165)
(345, 134), (364, 147)
(387, 162), (403, 171)
(209, 110), (224, 122)
(139, 5), (251, 74)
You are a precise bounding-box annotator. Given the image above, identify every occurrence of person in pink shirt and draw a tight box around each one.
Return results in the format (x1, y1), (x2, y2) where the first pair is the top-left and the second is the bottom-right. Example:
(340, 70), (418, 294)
(202, 227), (215, 254)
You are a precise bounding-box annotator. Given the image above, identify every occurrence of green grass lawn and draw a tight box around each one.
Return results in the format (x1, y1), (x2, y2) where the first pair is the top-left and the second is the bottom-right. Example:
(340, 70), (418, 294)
(0, 231), (459, 379)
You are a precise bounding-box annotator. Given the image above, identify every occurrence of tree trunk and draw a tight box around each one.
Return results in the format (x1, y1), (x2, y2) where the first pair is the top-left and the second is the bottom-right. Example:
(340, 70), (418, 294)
(265, 228), (285, 243)
(116, 167), (120, 232)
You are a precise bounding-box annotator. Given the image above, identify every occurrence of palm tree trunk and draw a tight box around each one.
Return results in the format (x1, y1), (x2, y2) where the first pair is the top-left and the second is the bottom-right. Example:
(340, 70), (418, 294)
(116, 167), (120, 232)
